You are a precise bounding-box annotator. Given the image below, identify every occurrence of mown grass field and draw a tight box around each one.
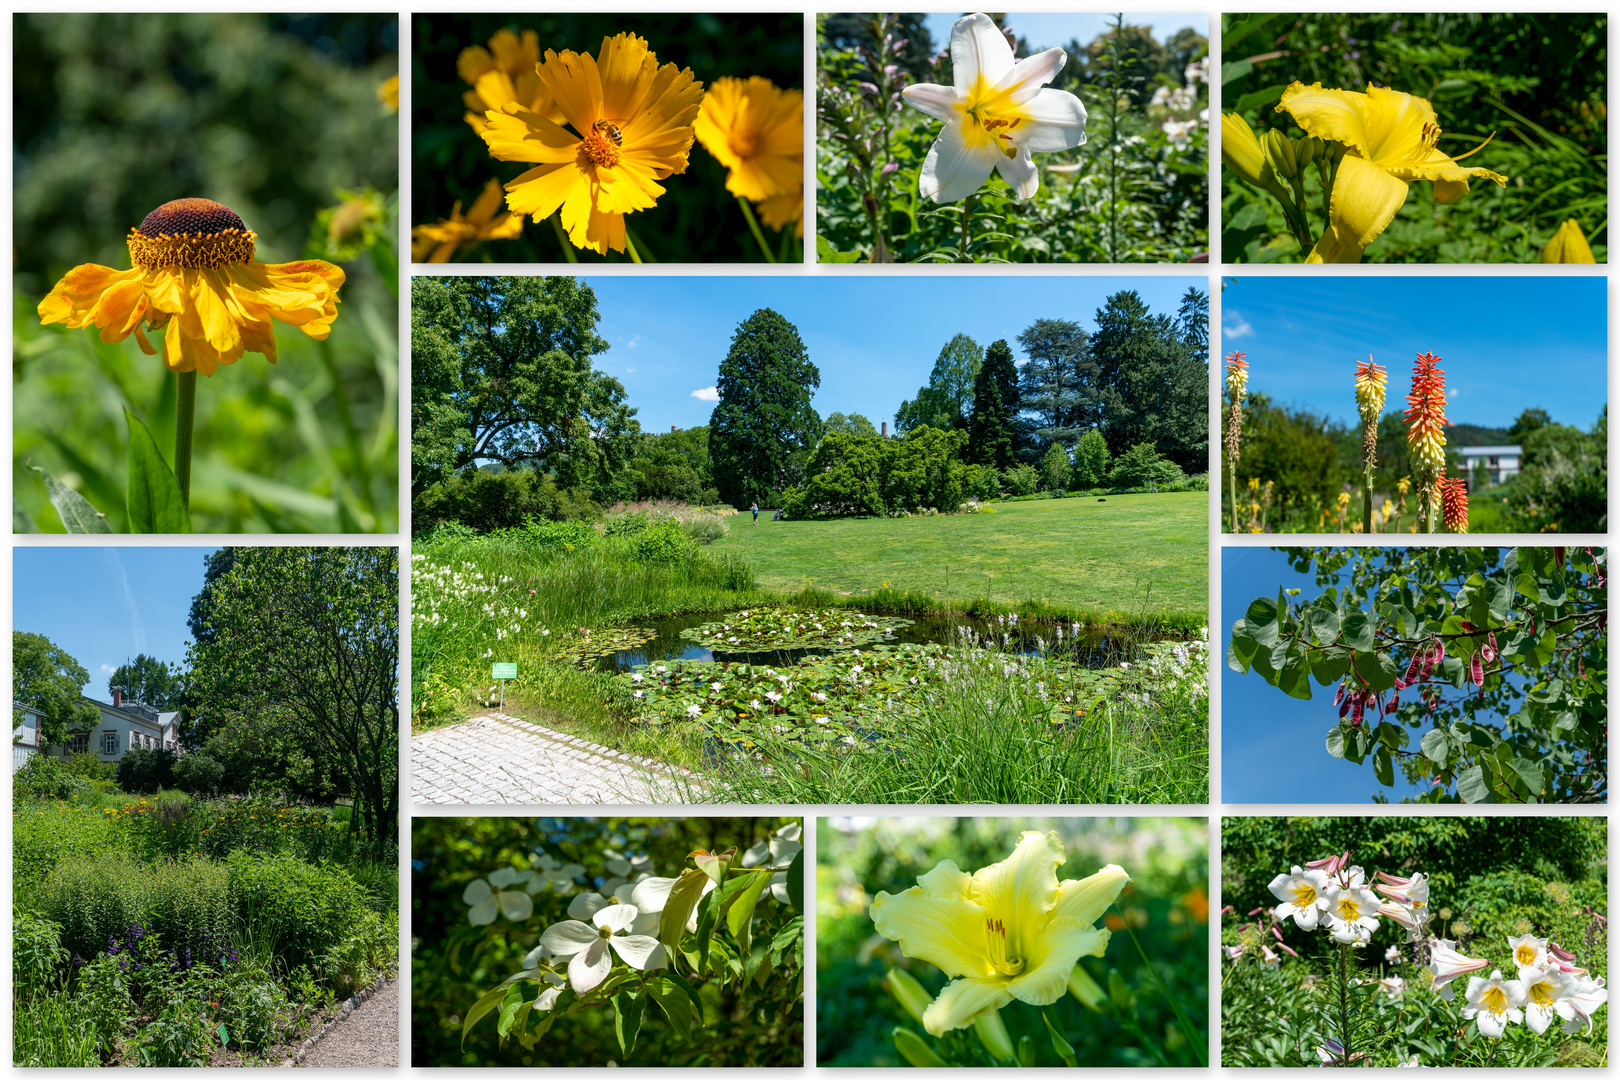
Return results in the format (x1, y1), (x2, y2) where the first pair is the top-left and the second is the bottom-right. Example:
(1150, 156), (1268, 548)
(710, 492), (1208, 616)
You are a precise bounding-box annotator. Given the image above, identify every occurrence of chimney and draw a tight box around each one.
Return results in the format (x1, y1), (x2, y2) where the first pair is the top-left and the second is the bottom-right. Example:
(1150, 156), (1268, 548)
(882, 421), (889, 439)
(671, 424), (678, 433)
(112, 686), (122, 708)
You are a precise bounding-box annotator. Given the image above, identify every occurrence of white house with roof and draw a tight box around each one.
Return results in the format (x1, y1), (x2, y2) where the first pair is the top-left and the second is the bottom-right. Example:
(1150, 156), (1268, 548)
(13, 687), (181, 772)
(1457, 445), (1521, 489)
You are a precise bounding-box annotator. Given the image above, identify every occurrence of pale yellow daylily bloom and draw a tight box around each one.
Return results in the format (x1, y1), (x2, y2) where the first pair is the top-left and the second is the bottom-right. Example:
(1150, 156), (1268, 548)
(1275, 82), (1507, 263)
(1541, 218), (1596, 263)
(869, 830), (1129, 1035)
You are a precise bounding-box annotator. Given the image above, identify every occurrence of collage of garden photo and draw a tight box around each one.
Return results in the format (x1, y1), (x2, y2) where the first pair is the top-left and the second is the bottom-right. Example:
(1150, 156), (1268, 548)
(6, 5), (1613, 1077)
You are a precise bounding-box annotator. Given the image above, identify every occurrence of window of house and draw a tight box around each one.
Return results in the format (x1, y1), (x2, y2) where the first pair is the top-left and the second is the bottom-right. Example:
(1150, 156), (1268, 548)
(67, 734), (89, 755)
(102, 732), (117, 755)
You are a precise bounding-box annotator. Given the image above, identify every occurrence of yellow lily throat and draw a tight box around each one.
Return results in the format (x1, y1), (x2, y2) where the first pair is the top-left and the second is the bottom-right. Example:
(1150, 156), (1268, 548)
(1528, 981), (1558, 1007)
(1479, 985), (1509, 1014)
(1516, 944), (1538, 966)
(958, 77), (1026, 160)
(1291, 883), (1318, 907)
(985, 917), (1026, 976)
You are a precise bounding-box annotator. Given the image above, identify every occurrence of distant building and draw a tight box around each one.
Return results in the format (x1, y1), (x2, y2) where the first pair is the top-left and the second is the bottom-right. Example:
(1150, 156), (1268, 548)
(13, 686), (181, 772)
(1457, 445), (1521, 489)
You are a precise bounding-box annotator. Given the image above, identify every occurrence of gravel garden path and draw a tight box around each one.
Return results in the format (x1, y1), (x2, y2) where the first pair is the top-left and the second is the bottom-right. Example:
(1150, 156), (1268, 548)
(295, 978), (397, 1068)
(411, 712), (690, 805)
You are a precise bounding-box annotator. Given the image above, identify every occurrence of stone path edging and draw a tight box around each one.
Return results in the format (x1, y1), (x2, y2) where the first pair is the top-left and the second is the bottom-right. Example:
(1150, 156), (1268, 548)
(411, 712), (693, 805)
(279, 973), (395, 1067)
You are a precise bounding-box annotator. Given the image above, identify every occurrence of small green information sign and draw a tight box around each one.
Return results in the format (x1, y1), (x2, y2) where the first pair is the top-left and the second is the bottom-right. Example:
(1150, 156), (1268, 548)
(491, 662), (517, 679)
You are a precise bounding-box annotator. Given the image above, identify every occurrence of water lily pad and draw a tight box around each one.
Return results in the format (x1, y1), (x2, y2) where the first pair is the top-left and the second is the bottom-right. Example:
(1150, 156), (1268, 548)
(679, 608), (912, 652)
(552, 627), (658, 667)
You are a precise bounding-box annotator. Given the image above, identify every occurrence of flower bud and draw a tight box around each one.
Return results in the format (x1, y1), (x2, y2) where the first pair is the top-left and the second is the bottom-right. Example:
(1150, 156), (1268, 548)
(974, 1009), (1015, 1062)
(1542, 218), (1596, 263)
(1263, 129), (1297, 178)
(885, 968), (932, 1026)
(893, 1028), (947, 1068)
(1067, 963), (1109, 1011)
(1220, 112), (1273, 188)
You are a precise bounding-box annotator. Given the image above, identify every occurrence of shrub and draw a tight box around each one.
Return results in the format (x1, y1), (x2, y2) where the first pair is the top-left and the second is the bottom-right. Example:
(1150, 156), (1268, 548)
(1039, 442), (1073, 491)
(963, 463), (1001, 501)
(319, 908), (395, 997)
(518, 516), (600, 552)
(74, 956), (133, 1048)
(13, 797), (125, 885)
(135, 996), (213, 1067)
(31, 851), (154, 961)
(678, 514), (729, 543)
(1003, 464), (1040, 496)
(172, 752), (225, 796)
(144, 856), (233, 960)
(61, 752), (119, 784)
(218, 970), (291, 1051)
(412, 467), (601, 534)
(14, 754), (81, 800)
(1108, 442), (1184, 488)
(1073, 429), (1111, 488)
(116, 747), (176, 794)
(15, 909), (68, 997)
(225, 851), (373, 972)
(628, 519), (700, 564)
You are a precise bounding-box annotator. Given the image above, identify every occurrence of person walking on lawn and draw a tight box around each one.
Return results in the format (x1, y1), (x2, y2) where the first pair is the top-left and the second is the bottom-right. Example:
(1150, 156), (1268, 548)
(751, 501), (759, 524)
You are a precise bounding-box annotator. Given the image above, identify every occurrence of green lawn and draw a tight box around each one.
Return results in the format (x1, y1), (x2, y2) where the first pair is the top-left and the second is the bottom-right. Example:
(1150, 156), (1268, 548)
(711, 492), (1207, 615)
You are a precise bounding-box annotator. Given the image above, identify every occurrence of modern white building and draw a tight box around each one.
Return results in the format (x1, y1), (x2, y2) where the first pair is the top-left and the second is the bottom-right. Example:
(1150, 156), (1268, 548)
(13, 687), (181, 772)
(1456, 445), (1522, 489)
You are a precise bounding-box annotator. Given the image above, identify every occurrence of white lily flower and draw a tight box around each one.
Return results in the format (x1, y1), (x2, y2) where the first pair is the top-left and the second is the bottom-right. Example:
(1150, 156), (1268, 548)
(1266, 865), (1330, 930)
(1462, 969), (1525, 1038)
(1506, 932), (1549, 970)
(1429, 939), (1490, 1000)
(1519, 966), (1574, 1034)
(1377, 975), (1405, 998)
(539, 904), (668, 995)
(900, 13), (1086, 203)
(1385, 945), (1402, 963)
(1323, 879), (1380, 944)
(1556, 974), (1608, 1034)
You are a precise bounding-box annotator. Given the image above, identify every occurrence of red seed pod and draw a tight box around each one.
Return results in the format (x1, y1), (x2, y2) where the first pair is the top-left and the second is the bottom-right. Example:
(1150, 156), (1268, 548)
(1335, 683), (1347, 708)
(1470, 653), (1484, 686)
(1351, 699), (1365, 727)
(1403, 651), (1422, 684)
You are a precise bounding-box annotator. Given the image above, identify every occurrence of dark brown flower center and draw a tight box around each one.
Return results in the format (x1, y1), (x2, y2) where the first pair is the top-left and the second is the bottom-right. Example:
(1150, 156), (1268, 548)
(128, 198), (257, 269)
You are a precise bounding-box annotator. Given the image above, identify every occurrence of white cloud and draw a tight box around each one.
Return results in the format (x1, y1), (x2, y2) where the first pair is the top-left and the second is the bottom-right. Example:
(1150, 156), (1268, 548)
(100, 664), (115, 674)
(96, 549), (145, 655)
(1222, 314), (1254, 340)
(691, 386), (720, 402)
(624, 367), (637, 375)
(626, 335), (641, 349)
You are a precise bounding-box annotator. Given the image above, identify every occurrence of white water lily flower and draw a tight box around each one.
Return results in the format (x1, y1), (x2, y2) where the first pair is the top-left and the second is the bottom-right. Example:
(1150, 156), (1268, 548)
(1462, 969), (1525, 1037)
(1520, 966), (1574, 1034)
(900, 13), (1086, 203)
(539, 904), (668, 995)
(1267, 865), (1330, 930)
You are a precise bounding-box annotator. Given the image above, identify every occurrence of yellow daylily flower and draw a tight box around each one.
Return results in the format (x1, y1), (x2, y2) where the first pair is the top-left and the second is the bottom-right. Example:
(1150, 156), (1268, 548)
(1541, 218), (1596, 263)
(869, 830), (1129, 1035)
(1276, 82), (1507, 263)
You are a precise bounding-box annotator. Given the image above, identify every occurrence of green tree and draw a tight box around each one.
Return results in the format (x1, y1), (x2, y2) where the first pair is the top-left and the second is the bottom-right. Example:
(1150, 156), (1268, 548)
(895, 334), (983, 434)
(1072, 429), (1111, 489)
(708, 309), (822, 507)
(884, 426), (972, 512)
(1505, 407), (1552, 444)
(823, 412), (879, 439)
(629, 425), (718, 504)
(106, 653), (182, 710)
(966, 340), (1018, 470)
(410, 276), (639, 501)
(186, 548), (399, 840)
(1017, 319), (1095, 449)
(1108, 442), (1183, 488)
(1091, 290), (1207, 470)
(1228, 546), (1606, 804)
(1177, 286), (1209, 356)
(1503, 414), (1607, 532)
(12, 631), (98, 749)
(785, 433), (888, 517)
(1039, 442), (1072, 491)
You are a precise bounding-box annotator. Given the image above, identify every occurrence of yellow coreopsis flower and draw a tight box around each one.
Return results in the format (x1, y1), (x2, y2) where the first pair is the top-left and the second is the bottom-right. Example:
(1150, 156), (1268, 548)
(411, 179), (524, 262)
(1540, 219), (1596, 263)
(378, 74), (398, 112)
(694, 76), (804, 204)
(38, 198), (344, 377)
(457, 28), (565, 134)
(869, 830), (1128, 1035)
(757, 188), (804, 237)
(478, 33), (704, 256)
(1276, 82), (1507, 263)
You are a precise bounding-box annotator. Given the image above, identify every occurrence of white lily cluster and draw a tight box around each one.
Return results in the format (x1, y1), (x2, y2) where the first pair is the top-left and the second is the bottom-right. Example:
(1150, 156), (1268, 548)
(1436, 933), (1607, 1038)
(1267, 853), (1382, 945)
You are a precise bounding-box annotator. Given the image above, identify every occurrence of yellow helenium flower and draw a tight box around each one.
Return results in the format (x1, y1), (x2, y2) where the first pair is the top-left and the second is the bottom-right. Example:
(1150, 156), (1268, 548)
(693, 76), (804, 203)
(38, 198), (344, 377)
(411, 179), (524, 262)
(478, 33), (704, 256)
(1276, 82), (1507, 263)
(457, 28), (565, 134)
(377, 74), (398, 112)
(1541, 219), (1596, 263)
(869, 830), (1129, 1035)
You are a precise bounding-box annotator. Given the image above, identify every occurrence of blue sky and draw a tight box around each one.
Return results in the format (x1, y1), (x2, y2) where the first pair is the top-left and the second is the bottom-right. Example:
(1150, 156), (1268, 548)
(587, 276), (1203, 432)
(1222, 547), (1427, 804)
(921, 12), (1206, 54)
(1220, 276), (1608, 431)
(14, 547), (216, 699)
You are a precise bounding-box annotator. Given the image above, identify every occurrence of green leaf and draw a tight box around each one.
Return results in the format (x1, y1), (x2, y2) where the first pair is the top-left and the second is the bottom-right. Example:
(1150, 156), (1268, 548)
(1540, 574), (1568, 606)
(1457, 764), (1491, 804)
(28, 463), (112, 533)
(659, 868), (713, 965)
(1511, 757), (1545, 796)
(1233, 84), (1287, 115)
(785, 847), (804, 911)
(613, 989), (644, 1057)
(1420, 727), (1451, 765)
(1221, 58), (1254, 84)
(1228, 621), (1260, 673)
(1277, 651), (1313, 700)
(1376, 722), (1405, 751)
(647, 978), (698, 1045)
(1352, 649), (1400, 693)
(124, 407), (192, 533)
(1515, 572), (1540, 601)
(1326, 726), (1347, 759)
(726, 870), (773, 958)
(692, 847), (736, 887)
(1308, 606), (1341, 646)
(1245, 597), (1280, 647)
(1228, 202), (1269, 230)
(1373, 746), (1394, 787)
(1311, 646), (1352, 686)
(1340, 609), (1376, 652)
(496, 984), (525, 1038)
(463, 979), (519, 1047)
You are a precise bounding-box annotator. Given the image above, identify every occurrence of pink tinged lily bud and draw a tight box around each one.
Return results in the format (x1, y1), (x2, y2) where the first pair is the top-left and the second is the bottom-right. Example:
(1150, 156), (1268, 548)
(1279, 942), (1299, 958)
(880, 161), (899, 179)
(1248, 907), (1264, 917)
(1219, 905), (1235, 917)
(858, 82), (879, 95)
(1375, 871), (1411, 886)
(1305, 856), (1337, 870)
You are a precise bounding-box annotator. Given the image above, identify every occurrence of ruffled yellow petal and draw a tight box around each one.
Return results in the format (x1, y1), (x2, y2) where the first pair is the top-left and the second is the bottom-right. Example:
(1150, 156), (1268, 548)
(969, 831), (1064, 944)
(922, 977), (1014, 1036)
(226, 259), (344, 340)
(1277, 82), (1372, 157)
(1051, 864), (1130, 926)
(505, 163), (582, 222)
(37, 263), (149, 341)
(1359, 84), (1437, 167)
(757, 188), (805, 236)
(870, 878), (993, 980)
(481, 104), (580, 166)
(1008, 918), (1111, 1007)
(1329, 153), (1412, 250)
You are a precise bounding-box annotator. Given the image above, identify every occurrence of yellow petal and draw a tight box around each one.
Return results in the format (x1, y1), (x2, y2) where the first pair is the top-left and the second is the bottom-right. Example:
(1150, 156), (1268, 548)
(1306, 223), (1366, 263)
(1329, 153), (1411, 249)
(1051, 863), (1130, 925)
(1008, 919), (1111, 1007)
(970, 831), (1064, 933)
(922, 978), (1014, 1036)
(870, 882), (992, 981)
(505, 163), (582, 222)
(480, 104), (580, 165)
(1541, 219), (1596, 263)
(1359, 84), (1437, 167)
(1277, 82), (1372, 158)
(37, 263), (147, 338)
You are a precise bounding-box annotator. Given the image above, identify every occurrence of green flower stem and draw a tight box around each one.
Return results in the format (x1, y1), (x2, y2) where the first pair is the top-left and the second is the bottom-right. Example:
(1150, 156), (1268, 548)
(1363, 463), (1375, 535)
(1337, 940), (1354, 1064)
(175, 370), (196, 510)
(548, 213), (580, 263)
(958, 194), (974, 262)
(738, 197), (777, 263)
(1228, 451), (1240, 533)
(623, 230), (644, 264)
(1113, 902), (1206, 1066)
